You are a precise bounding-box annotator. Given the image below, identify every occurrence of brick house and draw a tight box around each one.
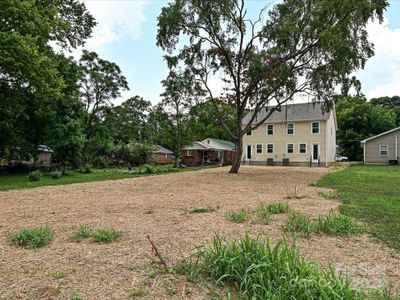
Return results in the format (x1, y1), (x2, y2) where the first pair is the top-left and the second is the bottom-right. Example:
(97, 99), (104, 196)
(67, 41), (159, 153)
(151, 146), (174, 164)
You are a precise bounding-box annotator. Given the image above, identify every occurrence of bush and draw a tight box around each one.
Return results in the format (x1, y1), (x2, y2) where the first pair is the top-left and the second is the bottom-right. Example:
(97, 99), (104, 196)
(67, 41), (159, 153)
(282, 212), (313, 237)
(8, 226), (54, 249)
(27, 170), (42, 181)
(139, 164), (156, 174)
(71, 225), (91, 242)
(50, 171), (62, 179)
(78, 164), (92, 174)
(225, 210), (247, 223)
(92, 229), (121, 243)
(314, 214), (364, 236)
(180, 235), (364, 299)
(91, 156), (108, 169)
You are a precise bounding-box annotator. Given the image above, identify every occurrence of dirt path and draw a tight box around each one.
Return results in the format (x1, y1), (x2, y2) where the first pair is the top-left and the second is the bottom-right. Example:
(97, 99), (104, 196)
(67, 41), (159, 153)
(0, 167), (398, 299)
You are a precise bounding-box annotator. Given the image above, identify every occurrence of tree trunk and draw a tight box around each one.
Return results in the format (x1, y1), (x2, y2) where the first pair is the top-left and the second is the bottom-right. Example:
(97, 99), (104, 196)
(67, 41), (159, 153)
(82, 142), (89, 164)
(229, 134), (243, 174)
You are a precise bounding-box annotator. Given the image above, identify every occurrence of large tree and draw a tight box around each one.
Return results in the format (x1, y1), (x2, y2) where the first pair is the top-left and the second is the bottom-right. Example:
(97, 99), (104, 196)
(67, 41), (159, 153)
(78, 51), (129, 163)
(370, 96), (400, 126)
(336, 96), (396, 161)
(156, 0), (388, 173)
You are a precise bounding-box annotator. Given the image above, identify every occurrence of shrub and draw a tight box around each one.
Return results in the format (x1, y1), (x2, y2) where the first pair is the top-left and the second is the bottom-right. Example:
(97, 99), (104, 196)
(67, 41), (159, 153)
(78, 164), (93, 173)
(8, 226), (54, 249)
(91, 156), (108, 169)
(139, 164), (156, 174)
(265, 202), (290, 214)
(27, 170), (42, 181)
(225, 210), (247, 223)
(71, 225), (91, 242)
(189, 207), (215, 214)
(282, 212), (313, 237)
(181, 235), (363, 300)
(50, 171), (62, 179)
(91, 229), (121, 243)
(314, 214), (364, 236)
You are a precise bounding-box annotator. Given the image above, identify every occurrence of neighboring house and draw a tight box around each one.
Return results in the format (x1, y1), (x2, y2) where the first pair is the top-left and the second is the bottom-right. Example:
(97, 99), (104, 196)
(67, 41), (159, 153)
(361, 126), (400, 164)
(242, 102), (337, 167)
(151, 146), (174, 164)
(181, 138), (236, 166)
(36, 145), (54, 166)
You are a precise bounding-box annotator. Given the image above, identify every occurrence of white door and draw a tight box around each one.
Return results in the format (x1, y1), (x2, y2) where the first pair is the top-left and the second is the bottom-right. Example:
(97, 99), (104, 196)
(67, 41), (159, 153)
(312, 143), (319, 163)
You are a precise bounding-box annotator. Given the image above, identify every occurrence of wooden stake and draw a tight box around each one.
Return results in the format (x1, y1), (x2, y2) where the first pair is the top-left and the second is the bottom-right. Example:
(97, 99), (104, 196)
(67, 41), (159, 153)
(147, 235), (168, 269)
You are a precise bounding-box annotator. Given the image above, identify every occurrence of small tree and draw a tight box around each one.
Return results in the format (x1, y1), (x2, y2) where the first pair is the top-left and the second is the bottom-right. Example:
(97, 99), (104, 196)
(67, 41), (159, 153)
(78, 51), (129, 163)
(157, 0), (388, 173)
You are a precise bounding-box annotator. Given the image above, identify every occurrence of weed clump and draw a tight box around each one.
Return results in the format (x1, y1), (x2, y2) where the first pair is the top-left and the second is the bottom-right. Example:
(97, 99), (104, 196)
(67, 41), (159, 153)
(91, 229), (121, 243)
(8, 226), (54, 248)
(189, 207), (215, 214)
(282, 212), (313, 237)
(314, 214), (363, 236)
(225, 210), (247, 223)
(71, 225), (91, 242)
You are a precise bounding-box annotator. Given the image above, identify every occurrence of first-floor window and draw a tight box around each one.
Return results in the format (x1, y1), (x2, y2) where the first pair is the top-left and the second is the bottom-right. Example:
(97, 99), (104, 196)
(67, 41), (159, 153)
(287, 143), (294, 154)
(299, 143), (307, 154)
(267, 144), (274, 154)
(379, 144), (388, 156)
(187, 150), (192, 156)
(256, 144), (262, 154)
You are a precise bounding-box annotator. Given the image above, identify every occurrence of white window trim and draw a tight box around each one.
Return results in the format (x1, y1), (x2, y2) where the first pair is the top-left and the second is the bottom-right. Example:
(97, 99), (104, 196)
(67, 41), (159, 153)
(311, 121), (320, 134)
(379, 144), (389, 156)
(287, 123), (295, 135)
(266, 143), (274, 154)
(187, 150), (192, 156)
(298, 142), (307, 154)
(256, 144), (263, 154)
(266, 124), (274, 135)
(286, 143), (295, 154)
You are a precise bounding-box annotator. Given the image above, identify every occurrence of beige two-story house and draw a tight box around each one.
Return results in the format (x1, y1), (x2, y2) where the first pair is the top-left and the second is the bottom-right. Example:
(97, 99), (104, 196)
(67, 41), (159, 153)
(242, 102), (337, 167)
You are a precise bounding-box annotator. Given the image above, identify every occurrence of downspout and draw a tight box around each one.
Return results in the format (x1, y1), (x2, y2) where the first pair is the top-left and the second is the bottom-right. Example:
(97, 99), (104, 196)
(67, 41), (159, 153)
(395, 135), (398, 160)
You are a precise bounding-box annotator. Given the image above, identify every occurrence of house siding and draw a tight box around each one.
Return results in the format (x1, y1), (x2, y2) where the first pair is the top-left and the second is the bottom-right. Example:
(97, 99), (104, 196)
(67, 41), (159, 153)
(151, 153), (174, 164)
(363, 128), (400, 163)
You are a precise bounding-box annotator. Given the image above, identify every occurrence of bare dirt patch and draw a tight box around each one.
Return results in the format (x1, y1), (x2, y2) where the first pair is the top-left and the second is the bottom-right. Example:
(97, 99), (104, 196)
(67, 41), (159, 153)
(0, 166), (399, 299)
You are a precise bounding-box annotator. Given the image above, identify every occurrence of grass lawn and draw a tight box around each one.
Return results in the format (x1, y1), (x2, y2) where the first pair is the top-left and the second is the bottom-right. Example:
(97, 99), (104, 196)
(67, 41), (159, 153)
(318, 164), (400, 249)
(0, 166), (203, 191)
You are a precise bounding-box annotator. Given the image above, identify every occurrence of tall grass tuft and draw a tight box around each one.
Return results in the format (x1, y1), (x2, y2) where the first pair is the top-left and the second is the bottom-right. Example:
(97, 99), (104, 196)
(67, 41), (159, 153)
(71, 225), (91, 242)
(265, 202), (290, 214)
(8, 226), (54, 249)
(91, 229), (121, 243)
(181, 235), (363, 299)
(225, 210), (247, 223)
(314, 214), (364, 236)
(282, 212), (313, 237)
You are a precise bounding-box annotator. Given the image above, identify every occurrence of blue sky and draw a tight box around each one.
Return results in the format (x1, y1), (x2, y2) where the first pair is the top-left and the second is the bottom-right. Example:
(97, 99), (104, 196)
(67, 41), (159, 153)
(76, 0), (400, 105)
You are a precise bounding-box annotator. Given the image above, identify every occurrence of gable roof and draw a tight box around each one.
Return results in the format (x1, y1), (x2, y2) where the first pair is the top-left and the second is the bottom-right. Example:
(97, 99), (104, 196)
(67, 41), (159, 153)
(153, 145), (173, 154)
(361, 126), (400, 144)
(37, 145), (54, 153)
(182, 138), (236, 151)
(243, 102), (331, 125)
(182, 141), (210, 150)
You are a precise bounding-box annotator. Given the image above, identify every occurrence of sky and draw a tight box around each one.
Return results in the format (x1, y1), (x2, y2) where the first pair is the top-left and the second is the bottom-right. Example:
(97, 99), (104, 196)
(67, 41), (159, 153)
(69, 0), (400, 105)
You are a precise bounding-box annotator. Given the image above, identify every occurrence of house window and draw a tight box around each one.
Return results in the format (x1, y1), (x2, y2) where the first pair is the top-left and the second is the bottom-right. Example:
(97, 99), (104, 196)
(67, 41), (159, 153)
(267, 124), (274, 135)
(246, 129), (252, 136)
(312, 122), (320, 134)
(256, 144), (262, 154)
(287, 123), (294, 135)
(287, 143), (294, 154)
(379, 144), (388, 156)
(299, 143), (307, 154)
(267, 144), (274, 154)
(187, 150), (192, 156)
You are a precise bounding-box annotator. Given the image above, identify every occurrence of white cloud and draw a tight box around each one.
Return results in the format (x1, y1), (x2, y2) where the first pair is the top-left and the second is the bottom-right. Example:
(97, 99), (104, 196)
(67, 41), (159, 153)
(358, 17), (400, 99)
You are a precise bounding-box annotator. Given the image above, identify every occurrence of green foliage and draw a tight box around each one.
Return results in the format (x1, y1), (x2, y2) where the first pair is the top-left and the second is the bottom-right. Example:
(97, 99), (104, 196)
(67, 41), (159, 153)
(282, 212), (313, 237)
(370, 96), (400, 126)
(182, 235), (363, 299)
(50, 171), (62, 179)
(8, 226), (54, 249)
(138, 164), (156, 174)
(253, 207), (271, 225)
(128, 286), (149, 298)
(336, 96), (396, 160)
(90, 156), (108, 169)
(189, 207), (215, 214)
(70, 290), (83, 300)
(113, 142), (154, 167)
(71, 225), (91, 242)
(314, 214), (364, 236)
(225, 210), (247, 223)
(265, 202), (290, 214)
(27, 170), (42, 181)
(78, 164), (92, 174)
(91, 229), (121, 243)
(318, 165), (400, 249)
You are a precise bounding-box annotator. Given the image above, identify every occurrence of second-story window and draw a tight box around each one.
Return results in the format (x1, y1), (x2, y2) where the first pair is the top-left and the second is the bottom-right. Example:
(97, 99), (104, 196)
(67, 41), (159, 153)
(246, 129), (252, 136)
(312, 122), (320, 134)
(287, 123), (294, 135)
(267, 124), (274, 135)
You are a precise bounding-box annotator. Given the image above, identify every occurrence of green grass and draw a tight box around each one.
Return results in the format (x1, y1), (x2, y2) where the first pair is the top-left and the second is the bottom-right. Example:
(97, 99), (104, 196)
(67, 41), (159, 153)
(314, 214), (364, 237)
(128, 286), (149, 298)
(318, 164), (400, 249)
(225, 210), (247, 223)
(176, 235), (389, 300)
(8, 226), (54, 249)
(189, 207), (215, 214)
(265, 202), (290, 214)
(71, 225), (91, 242)
(0, 165), (205, 191)
(91, 229), (121, 243)
(282, 212), (313, 237)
